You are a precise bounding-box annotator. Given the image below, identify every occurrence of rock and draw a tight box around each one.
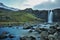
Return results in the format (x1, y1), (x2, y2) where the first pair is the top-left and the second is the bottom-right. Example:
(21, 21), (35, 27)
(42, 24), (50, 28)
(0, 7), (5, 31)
(54, 32), (60, 40)
(48, 26), (56, 34)
(2, 31), (9, 34)
(48, 34), (55, 40)
(56, 27), (60, 32)
(0, 35), (7, 39)
(20, 37), (26, 40)
(35, 27), (42, 33)
(53, 9), (60, 22)
(29, 29), (33, 33)
(0, 34), (8, 39)
(20, 36), (28, 40)
(0, 31), (9, 39)
(23, 26), (32, 29)
(9, 25), (12, 27)
(20, 36), (36, 40)
(55, 24), (59, 28)
(49, 26), (56, 29)
(40, 31), (48, 40)
(29, 36), (36, 40)
(8, 34), (15, 38)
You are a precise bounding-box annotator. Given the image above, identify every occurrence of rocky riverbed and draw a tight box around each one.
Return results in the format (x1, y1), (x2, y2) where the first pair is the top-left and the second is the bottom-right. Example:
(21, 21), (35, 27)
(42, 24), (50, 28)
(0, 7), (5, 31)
(0, 23), (60, 40)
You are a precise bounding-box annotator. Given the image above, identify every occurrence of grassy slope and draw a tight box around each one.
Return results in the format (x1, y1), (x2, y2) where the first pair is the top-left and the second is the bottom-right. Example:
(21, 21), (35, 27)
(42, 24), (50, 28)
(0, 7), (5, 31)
(0, 10), (42, 23)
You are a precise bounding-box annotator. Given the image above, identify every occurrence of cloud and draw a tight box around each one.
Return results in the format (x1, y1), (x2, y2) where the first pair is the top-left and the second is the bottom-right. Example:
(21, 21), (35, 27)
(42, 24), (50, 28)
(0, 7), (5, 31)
(0, 0), (27, 9)
(18, 0), (51, 9)
(0, 0), (59, 10)
(33, 0), (60, 10)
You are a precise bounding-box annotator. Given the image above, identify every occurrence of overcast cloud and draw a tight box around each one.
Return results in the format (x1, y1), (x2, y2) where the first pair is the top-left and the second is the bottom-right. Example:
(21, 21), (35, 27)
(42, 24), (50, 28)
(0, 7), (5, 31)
(0, 0), (60, 10)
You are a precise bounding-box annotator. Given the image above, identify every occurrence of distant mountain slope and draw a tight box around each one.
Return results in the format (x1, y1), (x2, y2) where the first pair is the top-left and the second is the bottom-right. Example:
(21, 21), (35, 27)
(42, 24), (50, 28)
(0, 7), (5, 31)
(0, 3), (19, 11)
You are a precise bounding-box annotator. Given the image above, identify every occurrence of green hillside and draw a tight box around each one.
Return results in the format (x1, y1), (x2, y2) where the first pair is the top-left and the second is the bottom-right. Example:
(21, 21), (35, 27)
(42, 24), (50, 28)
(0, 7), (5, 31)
(0, 10), (42, 23)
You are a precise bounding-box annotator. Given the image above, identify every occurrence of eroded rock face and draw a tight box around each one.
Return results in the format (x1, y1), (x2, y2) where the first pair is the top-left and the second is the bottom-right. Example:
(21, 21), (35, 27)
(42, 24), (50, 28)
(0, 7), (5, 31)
(24, 8), (60, 22)
(53, 9), (60, 22)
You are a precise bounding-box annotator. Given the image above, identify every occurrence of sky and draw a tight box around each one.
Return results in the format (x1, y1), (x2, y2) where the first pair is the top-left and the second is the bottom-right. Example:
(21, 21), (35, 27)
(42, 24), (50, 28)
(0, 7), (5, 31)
(0, 0), (60, 10)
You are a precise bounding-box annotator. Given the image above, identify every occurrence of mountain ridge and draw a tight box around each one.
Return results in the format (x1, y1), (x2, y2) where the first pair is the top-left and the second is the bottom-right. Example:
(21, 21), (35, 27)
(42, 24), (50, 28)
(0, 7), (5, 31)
(0, 3), (19, 11)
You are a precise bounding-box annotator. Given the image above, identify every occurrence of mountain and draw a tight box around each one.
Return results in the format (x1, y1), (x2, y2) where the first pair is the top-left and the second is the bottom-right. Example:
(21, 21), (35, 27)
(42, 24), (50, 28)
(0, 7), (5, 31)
(0, 3), (19, 11)
(0, 3), (60, 23)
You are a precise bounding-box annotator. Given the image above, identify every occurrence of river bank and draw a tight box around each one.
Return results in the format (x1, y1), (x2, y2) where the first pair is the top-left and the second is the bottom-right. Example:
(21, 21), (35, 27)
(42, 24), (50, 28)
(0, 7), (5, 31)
(0, 21), (44, 27)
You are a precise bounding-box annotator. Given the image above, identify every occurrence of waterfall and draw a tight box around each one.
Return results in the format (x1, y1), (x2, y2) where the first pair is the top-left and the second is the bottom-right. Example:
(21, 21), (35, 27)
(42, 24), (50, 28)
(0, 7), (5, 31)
(48, 10), (53, 23)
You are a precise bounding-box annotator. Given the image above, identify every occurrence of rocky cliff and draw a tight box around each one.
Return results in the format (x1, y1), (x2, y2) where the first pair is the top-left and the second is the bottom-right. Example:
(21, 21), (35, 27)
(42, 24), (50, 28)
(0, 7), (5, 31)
(24, 8), (60, 22)
(53, 8), (60, 22)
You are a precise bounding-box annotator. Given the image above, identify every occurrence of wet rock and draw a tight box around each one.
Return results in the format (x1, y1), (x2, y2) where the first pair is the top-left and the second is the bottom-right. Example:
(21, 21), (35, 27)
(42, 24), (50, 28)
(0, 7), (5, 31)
(2, 31), (9, 34)
(20, 36), (36, 40)
(48, 34), (55, 40)
(53, 24), (60, 29)
(0, 34), (8, 39)
(9, 25), (12, 27)
(35, 27), (42, 33)
(40, 30), (48, 40)
(55, 27), (60, 40)
(0, 31), (9, 39)
(50, 26), (56, 29)
(54, 32), (60, 40)
(34, 24), (37, 26)
(29, 29), (33, 33)
(0, 35), (7, 39)
(20, 36), (27, 40)
(23, 26), (33, 29)
(41, 28), (48, 31)
(8, 34), (15, 38)
(48, 26), (56, 34)
(56, 27), (60, 31)
(29, 36), (36, 40)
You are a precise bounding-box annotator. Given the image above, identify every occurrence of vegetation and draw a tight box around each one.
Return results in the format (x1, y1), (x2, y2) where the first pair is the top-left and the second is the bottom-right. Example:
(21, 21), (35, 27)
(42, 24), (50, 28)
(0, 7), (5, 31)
(0, 10), (43, 26)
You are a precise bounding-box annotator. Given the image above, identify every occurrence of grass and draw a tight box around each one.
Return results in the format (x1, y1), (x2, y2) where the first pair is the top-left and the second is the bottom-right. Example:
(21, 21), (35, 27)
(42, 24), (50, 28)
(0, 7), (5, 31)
(0, 10), (43, 26)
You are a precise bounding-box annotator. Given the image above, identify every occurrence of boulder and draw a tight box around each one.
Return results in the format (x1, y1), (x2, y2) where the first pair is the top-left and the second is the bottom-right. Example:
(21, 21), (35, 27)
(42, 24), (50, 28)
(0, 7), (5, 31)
(20, 36), (36, 40)
(8, 34), (15, 38)
(40, 31), (48, 40)
(23, 26), (33, 29)
(0, 34), (8, 39)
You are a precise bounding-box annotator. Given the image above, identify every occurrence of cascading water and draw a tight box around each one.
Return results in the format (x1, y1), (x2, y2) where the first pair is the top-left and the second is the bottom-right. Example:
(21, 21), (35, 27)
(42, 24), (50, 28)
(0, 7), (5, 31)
(38, 10), (54, 28)
(48, 10), (53, 23)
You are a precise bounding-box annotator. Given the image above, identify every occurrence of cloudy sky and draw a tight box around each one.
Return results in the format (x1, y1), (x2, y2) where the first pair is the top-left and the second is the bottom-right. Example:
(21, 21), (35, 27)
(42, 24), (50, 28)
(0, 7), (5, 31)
(0, 0), (60, 10)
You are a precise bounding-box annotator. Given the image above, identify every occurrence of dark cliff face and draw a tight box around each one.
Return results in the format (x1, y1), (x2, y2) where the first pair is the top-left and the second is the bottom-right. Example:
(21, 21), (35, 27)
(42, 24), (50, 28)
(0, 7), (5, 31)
(24, 8), (60, 22)
(53, 9), (60, 22)
(33, 10), (48, 22)
(23, 8), (48, 22)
